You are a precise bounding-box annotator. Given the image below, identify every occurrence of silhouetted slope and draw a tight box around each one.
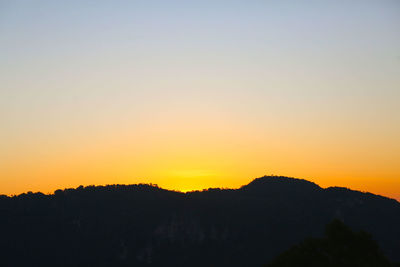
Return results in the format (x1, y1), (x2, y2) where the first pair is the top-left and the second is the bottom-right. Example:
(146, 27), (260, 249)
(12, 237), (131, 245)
(0, 176), (399, 266)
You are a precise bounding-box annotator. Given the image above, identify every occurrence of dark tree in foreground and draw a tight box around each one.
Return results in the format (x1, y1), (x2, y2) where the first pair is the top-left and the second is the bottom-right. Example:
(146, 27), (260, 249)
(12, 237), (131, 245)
(266, 219), (397, 267)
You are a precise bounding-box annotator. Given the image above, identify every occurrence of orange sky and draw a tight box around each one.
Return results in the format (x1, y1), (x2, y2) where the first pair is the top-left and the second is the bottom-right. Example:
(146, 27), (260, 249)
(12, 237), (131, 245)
(2, 110), (399, 201)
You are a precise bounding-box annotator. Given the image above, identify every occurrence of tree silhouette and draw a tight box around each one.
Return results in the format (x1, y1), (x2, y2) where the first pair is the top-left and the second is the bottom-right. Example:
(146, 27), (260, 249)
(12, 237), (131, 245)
(265, 219), (395, 267)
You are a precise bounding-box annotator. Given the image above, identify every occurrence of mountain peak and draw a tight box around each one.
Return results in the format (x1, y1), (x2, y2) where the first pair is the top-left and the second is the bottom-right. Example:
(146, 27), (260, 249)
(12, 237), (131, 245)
(240, 176), (321, 194)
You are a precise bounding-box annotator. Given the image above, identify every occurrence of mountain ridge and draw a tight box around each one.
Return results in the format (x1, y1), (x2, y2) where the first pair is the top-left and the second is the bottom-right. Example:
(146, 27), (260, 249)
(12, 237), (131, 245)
(0, 176), (399, 266)
(3, 176), (398, 204)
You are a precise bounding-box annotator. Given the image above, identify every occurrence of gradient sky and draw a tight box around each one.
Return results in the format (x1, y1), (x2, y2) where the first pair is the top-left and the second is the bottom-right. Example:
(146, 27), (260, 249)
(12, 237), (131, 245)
(1, 1), (399, 200)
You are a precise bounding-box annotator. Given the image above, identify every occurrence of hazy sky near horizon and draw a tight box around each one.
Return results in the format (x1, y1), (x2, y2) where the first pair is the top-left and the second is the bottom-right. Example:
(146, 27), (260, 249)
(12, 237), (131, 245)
(1, 1), (399, 200)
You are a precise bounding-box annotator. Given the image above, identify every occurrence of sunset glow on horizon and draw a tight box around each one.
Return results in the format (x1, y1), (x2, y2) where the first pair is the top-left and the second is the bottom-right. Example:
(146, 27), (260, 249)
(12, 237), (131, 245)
(1, 1), (399, 201)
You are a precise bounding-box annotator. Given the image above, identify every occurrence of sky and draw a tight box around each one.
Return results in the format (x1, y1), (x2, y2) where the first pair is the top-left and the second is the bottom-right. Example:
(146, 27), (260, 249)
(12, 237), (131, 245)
(1, 0), (399, 200)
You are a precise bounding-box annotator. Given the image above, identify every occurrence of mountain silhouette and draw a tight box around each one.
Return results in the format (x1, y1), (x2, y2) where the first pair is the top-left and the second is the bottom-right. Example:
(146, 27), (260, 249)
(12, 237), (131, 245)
(0, 176), (399, 266)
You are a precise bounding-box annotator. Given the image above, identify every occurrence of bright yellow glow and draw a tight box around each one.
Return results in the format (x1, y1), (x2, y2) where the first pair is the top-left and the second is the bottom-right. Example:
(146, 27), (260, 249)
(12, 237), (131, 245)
(1, 110), (399, 201)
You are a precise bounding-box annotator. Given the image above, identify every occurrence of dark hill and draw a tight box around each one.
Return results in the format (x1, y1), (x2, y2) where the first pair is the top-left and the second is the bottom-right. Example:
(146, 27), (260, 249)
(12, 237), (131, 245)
(0, 176), (399, 266)
(240, 176), (321, 195)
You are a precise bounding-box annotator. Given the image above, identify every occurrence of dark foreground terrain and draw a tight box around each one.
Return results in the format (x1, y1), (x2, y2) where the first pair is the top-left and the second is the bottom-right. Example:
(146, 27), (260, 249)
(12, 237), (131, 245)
(0, 176), (399, 266)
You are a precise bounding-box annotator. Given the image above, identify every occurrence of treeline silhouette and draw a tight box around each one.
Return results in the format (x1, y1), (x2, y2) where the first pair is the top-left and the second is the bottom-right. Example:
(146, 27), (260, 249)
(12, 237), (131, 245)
(0, 176), (399, 266)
